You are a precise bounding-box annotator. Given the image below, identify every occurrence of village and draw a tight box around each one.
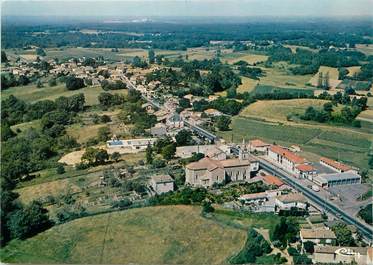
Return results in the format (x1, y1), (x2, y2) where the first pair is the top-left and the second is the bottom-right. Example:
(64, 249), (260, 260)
(2, 48), (373, 264)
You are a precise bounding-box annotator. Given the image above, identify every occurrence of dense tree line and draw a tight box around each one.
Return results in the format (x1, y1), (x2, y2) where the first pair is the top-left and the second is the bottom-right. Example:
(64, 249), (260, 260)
(2, 20), (372, 50)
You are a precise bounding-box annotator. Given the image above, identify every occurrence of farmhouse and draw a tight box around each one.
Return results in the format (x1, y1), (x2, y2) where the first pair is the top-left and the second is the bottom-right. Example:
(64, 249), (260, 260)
(313, 246), (370, 265)
(185, 157), (258, 187)
(204, 108), (223, 117)
(300, 228), (336, 246)
(320, 157), (352, 173)
(313, 172), (362, 188)
(275, 193), (307, 211)
(150, 175), (174, 194)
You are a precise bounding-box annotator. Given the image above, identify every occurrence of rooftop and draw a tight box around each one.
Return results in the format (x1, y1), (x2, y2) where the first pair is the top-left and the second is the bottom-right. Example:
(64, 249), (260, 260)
(250, 139), (270, 148)
(277, 193), (307, 203)
(270, 145), (305, 164)
(315, 171), (361, 183)
(151, 175), (174, 183)
(239, 192), (268, 200)
(300, 228), (336, 239)
(314, 245), (369, 255)
(320, 157), (351, 172)
(296, 164), (316, 172)
(186, 157), (250, 171)
(262, 175), (284, 187)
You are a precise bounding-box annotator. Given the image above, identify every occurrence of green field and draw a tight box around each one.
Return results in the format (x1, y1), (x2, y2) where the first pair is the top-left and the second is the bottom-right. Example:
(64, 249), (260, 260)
(241, 99), (329, 122)
(218, 117), (372, 170)
(252, 85), (315, 96)
(1, 205), (252, 264)
(2, 84), (127, 105)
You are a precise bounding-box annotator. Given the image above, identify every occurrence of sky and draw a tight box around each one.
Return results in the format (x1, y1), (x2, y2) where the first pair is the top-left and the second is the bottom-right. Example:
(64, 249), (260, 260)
(2, 0), (373, 18)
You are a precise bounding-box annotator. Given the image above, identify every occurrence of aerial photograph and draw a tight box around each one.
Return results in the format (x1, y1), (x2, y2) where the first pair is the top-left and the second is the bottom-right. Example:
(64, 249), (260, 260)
(0, 0), (372, 264)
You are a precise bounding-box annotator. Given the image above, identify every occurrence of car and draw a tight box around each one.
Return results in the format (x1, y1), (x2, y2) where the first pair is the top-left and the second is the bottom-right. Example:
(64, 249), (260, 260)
(312, 185), (320, 192)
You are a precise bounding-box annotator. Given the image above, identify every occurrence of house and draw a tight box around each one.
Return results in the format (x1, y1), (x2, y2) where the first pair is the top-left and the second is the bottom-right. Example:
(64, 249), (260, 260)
(142, 103), (155, 114)
(300, 228), (336, 246)
(320, 157), (352, 173)
(267, 145), (305, 174)
(107, 138), (157, 151)
(275, 193), (307, 211)
(248, 139), (271, 153)
(295, 164), (317, 180)
(150, 175), (174, 194)
(262, 175), (284, 188)
(290, 145), (301, 152)
(313, 172), (362, 188)
(313, 246), (370, 265)
(166, 113), (183, 128)
(185, 157), (258, 187)
(204, 108), (223, 117)
(150, 123), (167, 137)
(239, 191), (279, 213)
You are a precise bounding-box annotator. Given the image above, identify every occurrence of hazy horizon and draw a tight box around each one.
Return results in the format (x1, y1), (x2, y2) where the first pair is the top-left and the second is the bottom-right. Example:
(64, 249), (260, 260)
(2, 0), (373, 18)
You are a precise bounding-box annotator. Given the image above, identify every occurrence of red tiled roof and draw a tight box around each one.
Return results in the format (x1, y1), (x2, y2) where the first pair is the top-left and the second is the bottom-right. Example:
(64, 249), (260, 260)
(296, 164), (316, 172)
(270, 145), (305, 164)
(263, 175), (284, 187)
(250, 139), (270, 148)
(320, 157), (351, 172)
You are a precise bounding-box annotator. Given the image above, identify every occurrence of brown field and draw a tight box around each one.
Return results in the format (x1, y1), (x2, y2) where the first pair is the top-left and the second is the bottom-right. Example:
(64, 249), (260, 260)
(66, 124), (106, 144)
(309, 66), (340, 88)
(347, 66), (361, 77)
(223, 53), (268, 65)
(356, 44), (373, 55)
(237, 76), (258, 93)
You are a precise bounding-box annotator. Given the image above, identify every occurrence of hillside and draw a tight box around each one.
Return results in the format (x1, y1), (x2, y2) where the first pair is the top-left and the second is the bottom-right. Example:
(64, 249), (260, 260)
(0, 205), (247, 264)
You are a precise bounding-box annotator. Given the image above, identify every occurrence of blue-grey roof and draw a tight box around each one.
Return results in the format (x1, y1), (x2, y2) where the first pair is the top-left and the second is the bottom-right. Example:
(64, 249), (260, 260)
(315, 171), (361, 183)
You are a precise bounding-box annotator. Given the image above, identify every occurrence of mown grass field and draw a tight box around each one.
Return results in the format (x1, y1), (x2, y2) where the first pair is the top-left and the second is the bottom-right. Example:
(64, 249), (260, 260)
(237, 76), (258, 93)
(356, 44), (373, 55)
(309, 66), (340, 88)
(222, 51), (268, 65)
(2, 84), (127, 105)
(259, 63), (313, 88)
(240, 99), (329, 122)
(218, 117), (372, 170)
(252, 85), (314, 96)
(0, 206), (250, 264)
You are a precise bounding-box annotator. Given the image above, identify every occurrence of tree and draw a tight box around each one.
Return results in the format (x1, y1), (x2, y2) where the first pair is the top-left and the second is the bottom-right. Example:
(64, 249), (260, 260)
(146, 143), (153, 164)
(36, 80), (43, 88)
(216, 115), (231, 131)
(332, 223), (355, 246)
(148, 49), (155, 64)
(97, 127), (111, 142)
(65, 76), (85, 90)
(202, 200), (214, 213)
(95, 149), (109, 164)
(175, 129), (194, 146)
(303, 241), (315, 254)
(1, 50), (8, 62)
(161, 143), (176, 160)
(48, 78), (57, 87)
(81, 147), (97, 165)
(179, 98), (191, 109)
(36, 47), (46, 56)
(1, 122), (16, 141)
(8, 201), (53, 240)
(323, 102), (333, 112)
(111, 152), (121, 162)
(56, 164), (65, 174)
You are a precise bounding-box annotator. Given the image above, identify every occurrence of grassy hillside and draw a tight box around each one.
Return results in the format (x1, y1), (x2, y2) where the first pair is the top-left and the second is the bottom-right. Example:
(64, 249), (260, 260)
(1, 205), (250, 264)
(2, 84), (127, 105)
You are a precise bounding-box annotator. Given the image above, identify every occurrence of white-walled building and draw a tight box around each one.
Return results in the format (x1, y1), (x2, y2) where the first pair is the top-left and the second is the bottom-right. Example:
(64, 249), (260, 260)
(107, 138), (157, 151)
(275, 193), (307, 211)
(150, 175), (174, 194)
(300, 228), (336, 246)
